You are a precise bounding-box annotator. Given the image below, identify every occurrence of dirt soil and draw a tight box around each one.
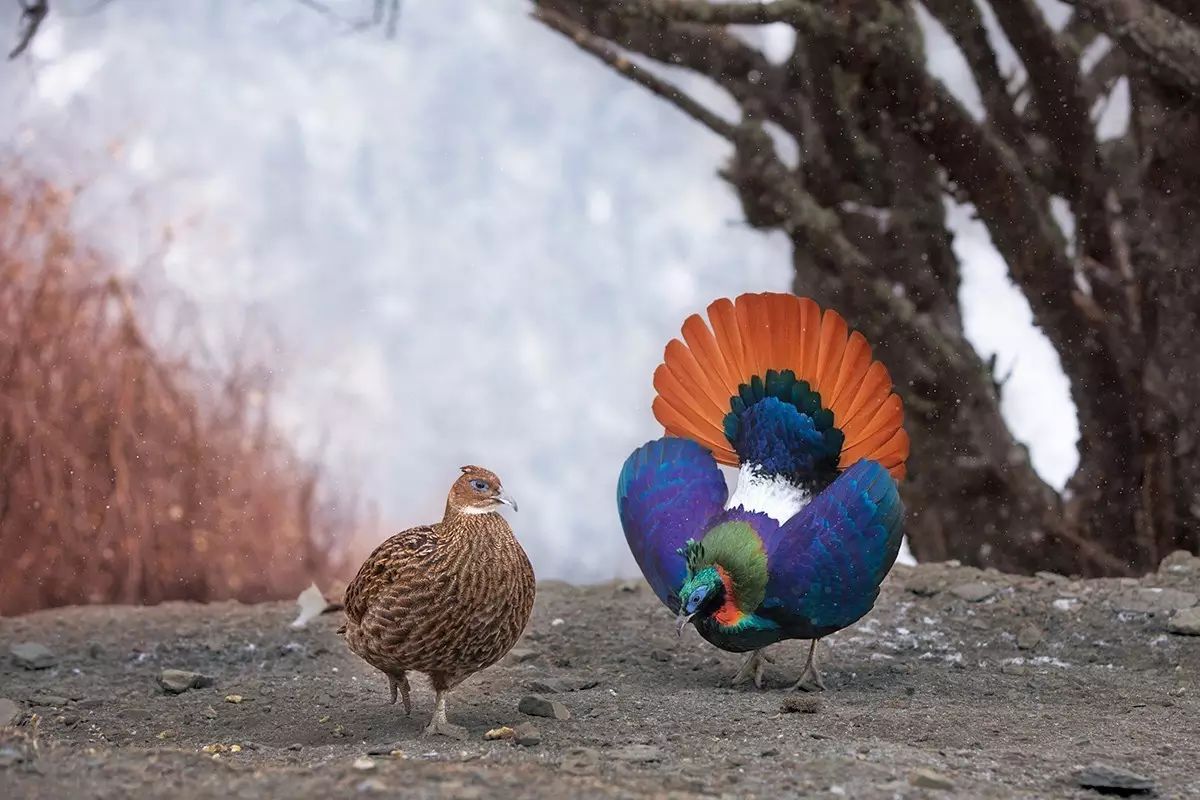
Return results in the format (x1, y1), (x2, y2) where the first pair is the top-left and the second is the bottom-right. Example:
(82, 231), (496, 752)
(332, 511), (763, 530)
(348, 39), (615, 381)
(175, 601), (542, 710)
(2, 558), (1199, 799)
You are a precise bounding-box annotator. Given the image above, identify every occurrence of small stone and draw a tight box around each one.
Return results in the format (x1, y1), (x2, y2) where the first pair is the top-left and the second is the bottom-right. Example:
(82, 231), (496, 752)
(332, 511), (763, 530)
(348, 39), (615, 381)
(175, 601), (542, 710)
(950, 582), (996, 603)
(518, 695), (570, 720)
(1112, 588), (1197, 614)
(909, 768), (955, 791)
(612, 744), (663, 763)
(561, 747), (600, 775)
(616, 581), (641, 593)
(352, 756), (376, 771)
(29, 693), (68, 707)
(365, 744), (402, 755)
(1167, 607), (1200, 636)
(0, 699), (20, 726)
(484, 726), (515, 741)
(1017, 624), (1043, 650)
(224, 695), (244, 704)
(905, 575), (944, 597)
(507, 648), (538, 664)
(158, 669), (215, 694)
(1035, 571), (1068, 584)
(1001, 662), (1029, 676)
(512, 722), (541, 746)
(650, 650), (672, 663)
(524, 677), (598, 694)
(10, 642), (56, 670)
(781, 695), (822, 714)
(287, 743), (303, 751)
(356, 778), (388, 794)
(1076, 763), (1154, 795)
(1158, 550), (1200, 574)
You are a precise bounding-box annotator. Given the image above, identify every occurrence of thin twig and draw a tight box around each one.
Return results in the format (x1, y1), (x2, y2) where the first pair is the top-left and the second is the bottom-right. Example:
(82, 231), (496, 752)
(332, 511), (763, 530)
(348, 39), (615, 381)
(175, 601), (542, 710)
(533, 7), (738, 141)
(9, 0), (49, 60)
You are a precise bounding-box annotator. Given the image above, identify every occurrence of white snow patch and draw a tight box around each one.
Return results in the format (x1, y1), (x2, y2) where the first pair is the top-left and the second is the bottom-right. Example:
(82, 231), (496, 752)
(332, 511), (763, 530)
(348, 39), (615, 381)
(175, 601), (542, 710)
(1095, 76), (1132, 141)
(913, 1), (985, 121)
(947, 197), (1080, 490)
(1079, 35), (1114, 75)
(1032, 0), (1073, 31)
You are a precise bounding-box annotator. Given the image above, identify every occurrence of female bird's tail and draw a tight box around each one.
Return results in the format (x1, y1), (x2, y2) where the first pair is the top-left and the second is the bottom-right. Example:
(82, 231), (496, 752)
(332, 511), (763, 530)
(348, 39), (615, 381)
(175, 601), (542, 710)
(651, 293), (908, 483)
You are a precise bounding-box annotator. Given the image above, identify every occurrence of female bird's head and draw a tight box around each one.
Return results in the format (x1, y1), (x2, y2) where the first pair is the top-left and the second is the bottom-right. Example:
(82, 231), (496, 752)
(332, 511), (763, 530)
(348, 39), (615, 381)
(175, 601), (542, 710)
(675, 566), (726, 634)
(447, 465), (518, 516)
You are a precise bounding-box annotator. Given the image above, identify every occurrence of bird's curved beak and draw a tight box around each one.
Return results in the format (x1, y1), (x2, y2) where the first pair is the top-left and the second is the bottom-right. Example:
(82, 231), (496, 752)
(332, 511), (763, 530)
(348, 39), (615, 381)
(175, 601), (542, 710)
(496, 492), (518, 512)
(675, 612), (695, 637)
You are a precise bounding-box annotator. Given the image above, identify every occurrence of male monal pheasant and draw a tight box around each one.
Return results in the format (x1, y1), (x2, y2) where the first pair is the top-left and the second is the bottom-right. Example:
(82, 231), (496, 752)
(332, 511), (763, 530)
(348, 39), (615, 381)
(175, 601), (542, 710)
(618, 293), (908, 690)
(340, 466), (534, 737)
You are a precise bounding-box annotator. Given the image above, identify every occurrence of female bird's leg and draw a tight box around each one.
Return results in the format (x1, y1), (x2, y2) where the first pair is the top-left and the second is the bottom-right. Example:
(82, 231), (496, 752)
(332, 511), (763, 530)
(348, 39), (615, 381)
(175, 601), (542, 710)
(387, 672), (411, 715)
(730, 648), (774, 688)
(423, 689), (467, 739)
(791, 639), (826, 692)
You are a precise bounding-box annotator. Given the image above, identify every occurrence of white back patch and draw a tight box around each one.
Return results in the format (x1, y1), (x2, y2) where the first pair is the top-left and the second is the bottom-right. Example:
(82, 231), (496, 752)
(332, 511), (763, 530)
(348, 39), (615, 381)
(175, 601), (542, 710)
(725, 464), (810, 523)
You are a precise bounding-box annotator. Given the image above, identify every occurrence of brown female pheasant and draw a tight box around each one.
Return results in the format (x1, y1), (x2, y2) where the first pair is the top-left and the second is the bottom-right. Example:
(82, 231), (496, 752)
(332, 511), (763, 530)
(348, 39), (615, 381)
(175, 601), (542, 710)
(340, 465), (535, 738)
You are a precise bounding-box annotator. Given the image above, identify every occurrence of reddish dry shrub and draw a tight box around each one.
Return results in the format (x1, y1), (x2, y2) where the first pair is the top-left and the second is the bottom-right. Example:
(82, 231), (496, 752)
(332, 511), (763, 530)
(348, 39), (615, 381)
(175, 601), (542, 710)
(0, 171), (356, 614)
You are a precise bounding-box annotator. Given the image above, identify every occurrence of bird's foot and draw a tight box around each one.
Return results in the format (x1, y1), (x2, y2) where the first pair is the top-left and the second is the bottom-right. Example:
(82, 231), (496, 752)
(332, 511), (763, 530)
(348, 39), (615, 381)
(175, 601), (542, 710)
(388, 673), (412, 715)
(790, 640), (826, 692)
(790, 667), (826, 692)
(422, 720), (467, 740)
(730, 649), (773, 689)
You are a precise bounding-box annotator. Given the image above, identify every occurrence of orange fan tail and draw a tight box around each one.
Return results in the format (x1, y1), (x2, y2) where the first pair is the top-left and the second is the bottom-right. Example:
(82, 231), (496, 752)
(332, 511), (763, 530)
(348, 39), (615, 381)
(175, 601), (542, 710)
(651, 292), (908, 481)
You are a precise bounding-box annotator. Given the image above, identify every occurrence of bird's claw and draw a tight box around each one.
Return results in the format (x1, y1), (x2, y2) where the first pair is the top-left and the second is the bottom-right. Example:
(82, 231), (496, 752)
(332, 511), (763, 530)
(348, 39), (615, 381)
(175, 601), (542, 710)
(730, 650), (770, 689)
(388, 674), (412, 715)
(422, 720), (467, 740)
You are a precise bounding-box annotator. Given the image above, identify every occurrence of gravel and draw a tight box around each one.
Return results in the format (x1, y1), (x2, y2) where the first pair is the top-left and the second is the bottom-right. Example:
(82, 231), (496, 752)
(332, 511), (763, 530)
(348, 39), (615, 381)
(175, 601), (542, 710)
(0, 563), (1197, 798)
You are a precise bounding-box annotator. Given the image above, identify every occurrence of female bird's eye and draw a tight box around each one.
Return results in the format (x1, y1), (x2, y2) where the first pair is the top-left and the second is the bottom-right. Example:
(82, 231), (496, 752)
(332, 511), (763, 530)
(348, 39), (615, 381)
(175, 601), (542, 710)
(469, 479), (489, 492)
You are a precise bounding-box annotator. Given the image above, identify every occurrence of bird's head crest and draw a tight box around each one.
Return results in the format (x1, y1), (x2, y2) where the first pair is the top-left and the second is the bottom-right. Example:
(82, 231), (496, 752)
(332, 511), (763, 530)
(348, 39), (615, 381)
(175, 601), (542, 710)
(677, 538), (706, 576)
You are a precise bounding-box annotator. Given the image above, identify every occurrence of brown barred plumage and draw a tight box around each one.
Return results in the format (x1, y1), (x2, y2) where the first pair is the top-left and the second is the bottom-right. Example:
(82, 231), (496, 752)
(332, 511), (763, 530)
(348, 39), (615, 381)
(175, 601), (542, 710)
(340, 465), (535, 737)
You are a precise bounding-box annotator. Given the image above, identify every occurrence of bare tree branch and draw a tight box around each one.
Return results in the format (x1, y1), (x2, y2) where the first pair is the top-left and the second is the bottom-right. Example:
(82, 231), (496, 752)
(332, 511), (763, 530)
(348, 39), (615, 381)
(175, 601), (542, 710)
(534, 7), (738, 140)
(9, 0), (49, 60)
(619, 0), (833, 28)
(1066, 0), (1200, 98)
(921, 0), (1032, 163)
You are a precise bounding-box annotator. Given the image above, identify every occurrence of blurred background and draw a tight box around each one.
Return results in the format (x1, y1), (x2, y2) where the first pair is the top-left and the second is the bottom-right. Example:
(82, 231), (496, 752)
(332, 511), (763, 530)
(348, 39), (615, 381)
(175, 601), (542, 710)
(4, 0), (1197, 615)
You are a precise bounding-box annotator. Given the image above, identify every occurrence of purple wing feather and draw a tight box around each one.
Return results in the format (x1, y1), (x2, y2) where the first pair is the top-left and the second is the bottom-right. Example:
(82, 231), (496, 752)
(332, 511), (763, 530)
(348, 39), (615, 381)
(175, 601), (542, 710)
(617, 437), (728, 612)
(761, 459), (904, 632)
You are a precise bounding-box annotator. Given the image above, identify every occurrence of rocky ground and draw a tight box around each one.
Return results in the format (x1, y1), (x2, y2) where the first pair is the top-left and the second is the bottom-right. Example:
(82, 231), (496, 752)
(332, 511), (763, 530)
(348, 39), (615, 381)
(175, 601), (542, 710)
(2, 556), (1199, 799)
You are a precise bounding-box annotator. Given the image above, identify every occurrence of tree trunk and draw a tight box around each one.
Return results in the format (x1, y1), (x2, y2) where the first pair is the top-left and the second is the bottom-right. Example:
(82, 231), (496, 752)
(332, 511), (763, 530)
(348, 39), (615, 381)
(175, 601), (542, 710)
(533, 0), (1200, 575)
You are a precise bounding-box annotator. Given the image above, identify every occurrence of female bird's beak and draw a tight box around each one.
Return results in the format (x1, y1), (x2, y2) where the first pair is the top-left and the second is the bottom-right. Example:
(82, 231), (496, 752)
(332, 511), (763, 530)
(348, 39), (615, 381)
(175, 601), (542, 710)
(496, 492), (519, 512)
(675, 612), (695, 636)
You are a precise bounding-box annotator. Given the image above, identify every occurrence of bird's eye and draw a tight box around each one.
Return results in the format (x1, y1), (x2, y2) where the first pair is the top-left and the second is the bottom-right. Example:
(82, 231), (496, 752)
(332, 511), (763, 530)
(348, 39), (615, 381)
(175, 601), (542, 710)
(689, 587), (707, 606)
(469, 479), (489, 492)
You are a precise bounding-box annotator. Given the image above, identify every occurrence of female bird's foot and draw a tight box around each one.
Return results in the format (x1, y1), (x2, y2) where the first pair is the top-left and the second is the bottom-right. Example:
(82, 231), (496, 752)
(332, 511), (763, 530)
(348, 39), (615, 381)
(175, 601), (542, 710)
(790, 639), (826, 692)
(421, 689), (466, 739)
(422, 719), (467, 739)
(730, 648), (774, 688)
(387, 673), (412, 715)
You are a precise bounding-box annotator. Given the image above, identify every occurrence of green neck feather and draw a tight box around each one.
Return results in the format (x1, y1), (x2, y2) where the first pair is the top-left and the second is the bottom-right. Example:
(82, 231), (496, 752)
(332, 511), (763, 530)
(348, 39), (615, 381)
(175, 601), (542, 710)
(681, 521), (769, 612)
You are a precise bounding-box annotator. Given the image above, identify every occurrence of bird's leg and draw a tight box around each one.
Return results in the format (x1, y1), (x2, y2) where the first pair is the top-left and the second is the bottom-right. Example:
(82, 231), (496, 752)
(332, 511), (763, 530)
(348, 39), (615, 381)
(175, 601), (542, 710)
(422, 689), (467, 739)
(730, 648), (774, 689)
(791, 639), (826, 692)
(387, 672), (411, 715)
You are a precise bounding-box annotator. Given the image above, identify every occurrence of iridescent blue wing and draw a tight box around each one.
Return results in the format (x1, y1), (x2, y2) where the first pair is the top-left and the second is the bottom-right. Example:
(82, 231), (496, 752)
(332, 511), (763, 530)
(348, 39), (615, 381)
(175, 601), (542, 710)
(617, 437), (728, 613)
(761, 459), (903, 633)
